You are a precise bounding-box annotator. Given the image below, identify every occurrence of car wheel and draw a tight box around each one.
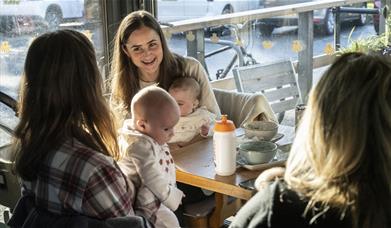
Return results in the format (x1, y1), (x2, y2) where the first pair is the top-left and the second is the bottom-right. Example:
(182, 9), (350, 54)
(45, 6), (62, 29)
(322, 10), (334, 35)
(355, 5), (367, 26)
(355, 13), (367, 26)
(259, 24), (274, 37)
(208, 5), (234, 36)
(222, 5), (233, 15)
(221, 5), (234, 36)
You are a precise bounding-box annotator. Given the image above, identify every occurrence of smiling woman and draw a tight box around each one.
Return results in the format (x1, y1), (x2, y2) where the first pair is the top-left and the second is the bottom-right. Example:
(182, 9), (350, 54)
(109, 11), (222, 227)
(109, 10), (220, 126)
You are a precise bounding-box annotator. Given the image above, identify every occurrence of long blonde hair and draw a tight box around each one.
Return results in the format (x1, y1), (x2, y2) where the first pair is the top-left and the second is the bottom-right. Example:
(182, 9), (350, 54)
(15, 30), (120, 181)
(285, 52), (391, 228)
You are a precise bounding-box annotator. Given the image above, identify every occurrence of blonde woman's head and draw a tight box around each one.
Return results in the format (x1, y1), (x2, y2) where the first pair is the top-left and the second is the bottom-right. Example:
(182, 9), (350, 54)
(285, 52), (391, 228)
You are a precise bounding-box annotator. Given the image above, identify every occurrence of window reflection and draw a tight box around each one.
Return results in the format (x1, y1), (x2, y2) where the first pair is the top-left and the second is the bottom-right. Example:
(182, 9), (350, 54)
(0, 0), (104, 136)
(163, 1), (376, 81)
(0, 0), (103, 93)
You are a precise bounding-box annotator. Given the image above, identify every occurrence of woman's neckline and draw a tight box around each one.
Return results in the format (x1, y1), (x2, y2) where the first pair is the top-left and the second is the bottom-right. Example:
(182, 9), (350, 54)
(139, 70), (159, 83)
(139, 77), (156, 83)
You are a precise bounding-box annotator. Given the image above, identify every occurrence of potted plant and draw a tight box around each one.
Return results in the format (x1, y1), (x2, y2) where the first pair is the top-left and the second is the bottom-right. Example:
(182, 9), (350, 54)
(338, 13), (391, 55)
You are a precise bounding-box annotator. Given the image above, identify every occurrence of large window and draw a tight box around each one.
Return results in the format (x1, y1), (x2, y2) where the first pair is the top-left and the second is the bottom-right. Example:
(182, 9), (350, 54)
(158, 0), (376, 80)
(0, 0), (104, 94)
(0, 0), (104, 148)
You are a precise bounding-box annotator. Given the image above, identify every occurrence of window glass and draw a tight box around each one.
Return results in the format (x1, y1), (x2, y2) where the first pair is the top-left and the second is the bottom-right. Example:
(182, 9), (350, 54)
(159, 0), (377, 80)
(0, 0), (103, 145)
(157, 0), (261, 24)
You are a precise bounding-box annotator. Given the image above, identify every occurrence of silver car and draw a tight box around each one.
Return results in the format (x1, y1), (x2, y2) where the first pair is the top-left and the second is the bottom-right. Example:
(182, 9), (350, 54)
(157, 0), (262, 23)
(258, 0), (367, 36)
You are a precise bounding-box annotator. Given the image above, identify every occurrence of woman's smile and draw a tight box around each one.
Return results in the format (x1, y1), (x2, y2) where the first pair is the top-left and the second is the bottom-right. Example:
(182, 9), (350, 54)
(141, 58), (156, 65)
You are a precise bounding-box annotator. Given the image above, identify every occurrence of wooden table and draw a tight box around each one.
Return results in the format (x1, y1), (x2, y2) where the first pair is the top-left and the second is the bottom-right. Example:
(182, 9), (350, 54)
(171, 125), (294, 227)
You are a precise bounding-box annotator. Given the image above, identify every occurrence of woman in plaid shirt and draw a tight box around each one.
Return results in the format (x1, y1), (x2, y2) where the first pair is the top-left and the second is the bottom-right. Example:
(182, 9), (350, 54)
(12, 30), (134, 219)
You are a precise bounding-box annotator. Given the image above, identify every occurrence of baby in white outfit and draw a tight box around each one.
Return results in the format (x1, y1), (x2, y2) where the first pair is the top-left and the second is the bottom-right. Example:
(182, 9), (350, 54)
(168, 77), (216, 145)
(118, 86), (184, 228)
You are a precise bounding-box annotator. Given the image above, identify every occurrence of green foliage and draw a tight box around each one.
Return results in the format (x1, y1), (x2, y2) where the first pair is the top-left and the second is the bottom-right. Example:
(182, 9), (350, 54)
(338, 16), (391, 55)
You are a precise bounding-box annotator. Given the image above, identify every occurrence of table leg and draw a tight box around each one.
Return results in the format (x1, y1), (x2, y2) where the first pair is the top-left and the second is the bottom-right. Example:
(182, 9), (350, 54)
(209, 193), (223, 228)
(209, 193), (243, 228)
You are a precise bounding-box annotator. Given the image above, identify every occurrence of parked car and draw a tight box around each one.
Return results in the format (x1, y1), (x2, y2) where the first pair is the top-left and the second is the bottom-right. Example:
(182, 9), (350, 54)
(157, 0), (262, 23)
(0, 0), (85, 28)
(258, 0), (367, 36)
(0, 15), (48, 36)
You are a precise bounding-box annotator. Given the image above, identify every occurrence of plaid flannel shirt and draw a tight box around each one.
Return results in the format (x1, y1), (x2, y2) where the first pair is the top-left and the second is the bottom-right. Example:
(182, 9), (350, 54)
(22, 138), (134, 219)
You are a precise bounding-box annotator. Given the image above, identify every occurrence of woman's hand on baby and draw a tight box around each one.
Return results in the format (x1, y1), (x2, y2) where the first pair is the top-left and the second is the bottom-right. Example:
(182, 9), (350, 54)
(254, 167), (285, 191)
(200, 124), (210, 137)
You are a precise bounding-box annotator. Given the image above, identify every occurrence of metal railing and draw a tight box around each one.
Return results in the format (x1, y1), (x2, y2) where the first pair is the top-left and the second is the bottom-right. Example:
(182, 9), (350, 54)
(160, 0), (379, 102)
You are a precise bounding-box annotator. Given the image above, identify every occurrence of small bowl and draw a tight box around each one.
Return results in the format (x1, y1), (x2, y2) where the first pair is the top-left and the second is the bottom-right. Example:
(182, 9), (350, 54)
(243, 121), (278, 141)
(239, 141), (277, 165)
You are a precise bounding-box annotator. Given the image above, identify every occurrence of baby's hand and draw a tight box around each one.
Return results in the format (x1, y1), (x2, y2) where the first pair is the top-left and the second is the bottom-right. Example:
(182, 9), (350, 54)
(200, 123), (210, 137)
(168, 143), (181, 151)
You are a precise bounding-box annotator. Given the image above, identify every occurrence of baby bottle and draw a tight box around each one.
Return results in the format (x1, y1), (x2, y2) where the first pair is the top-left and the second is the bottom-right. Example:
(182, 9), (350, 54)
(213, 115), (236, 176)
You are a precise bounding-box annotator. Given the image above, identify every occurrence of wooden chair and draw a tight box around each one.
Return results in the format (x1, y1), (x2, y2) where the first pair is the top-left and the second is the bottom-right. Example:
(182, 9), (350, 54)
(0, 157), (21, 224)
(9, 194), (152, 228)
(233, 60), (302, 123)
(183, 195), (215, 227)
(0, 91), (21, 224)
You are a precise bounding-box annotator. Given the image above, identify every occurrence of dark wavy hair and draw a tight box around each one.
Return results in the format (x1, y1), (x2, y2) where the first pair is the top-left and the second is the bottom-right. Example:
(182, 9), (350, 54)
(15, 29), (120, 181)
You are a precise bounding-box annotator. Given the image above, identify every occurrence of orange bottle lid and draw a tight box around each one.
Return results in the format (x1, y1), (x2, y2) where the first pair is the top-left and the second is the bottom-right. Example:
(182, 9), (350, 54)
(214, 115), (235, 132)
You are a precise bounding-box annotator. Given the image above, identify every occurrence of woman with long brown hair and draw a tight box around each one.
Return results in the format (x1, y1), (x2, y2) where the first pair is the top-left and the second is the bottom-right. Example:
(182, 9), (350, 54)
(110, 10), (221, 225)
(14, 29), (134, 219)
(110, 10), (220, 124)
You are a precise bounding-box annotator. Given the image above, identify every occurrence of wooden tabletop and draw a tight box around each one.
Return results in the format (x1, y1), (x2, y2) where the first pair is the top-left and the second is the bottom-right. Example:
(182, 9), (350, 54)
(171, 125), (294, 200)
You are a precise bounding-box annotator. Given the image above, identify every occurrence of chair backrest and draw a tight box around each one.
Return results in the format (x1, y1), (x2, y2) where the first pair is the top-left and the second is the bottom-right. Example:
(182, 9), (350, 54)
(233, 60), (301, 122)
(0, 156), (21, 210)
(8, 194), (152, 228)
(213, 88), (277, 127)
(0, 91), (17, 114)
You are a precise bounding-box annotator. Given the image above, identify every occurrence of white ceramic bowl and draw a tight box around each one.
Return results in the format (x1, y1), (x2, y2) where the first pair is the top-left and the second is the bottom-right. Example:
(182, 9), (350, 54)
(243, 121), (278, 141)
(239, 141), (278, 165)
